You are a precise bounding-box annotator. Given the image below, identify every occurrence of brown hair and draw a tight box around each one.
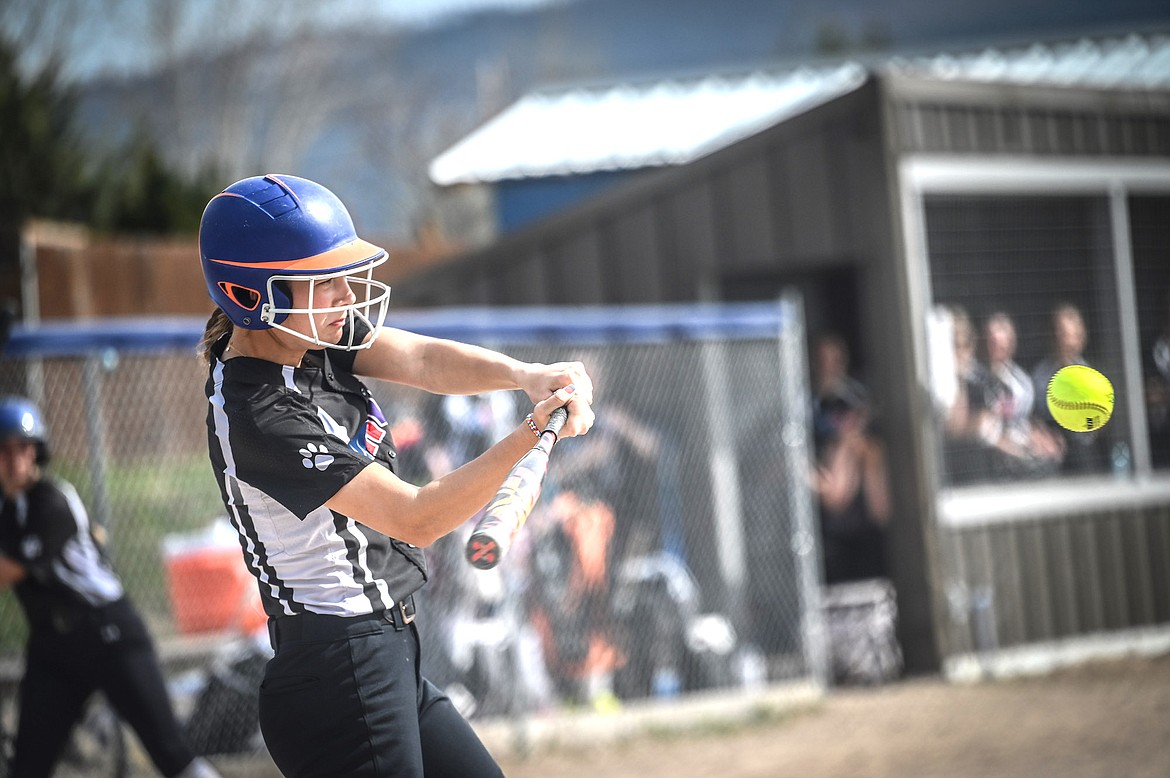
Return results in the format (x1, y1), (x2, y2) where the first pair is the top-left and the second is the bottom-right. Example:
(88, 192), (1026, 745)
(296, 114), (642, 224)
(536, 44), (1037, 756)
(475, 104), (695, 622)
(199, 309), (233, 364)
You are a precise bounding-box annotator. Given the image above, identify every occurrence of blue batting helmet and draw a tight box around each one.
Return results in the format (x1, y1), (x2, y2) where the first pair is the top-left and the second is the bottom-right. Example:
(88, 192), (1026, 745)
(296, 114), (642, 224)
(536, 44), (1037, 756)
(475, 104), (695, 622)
(0, 395), (49, 464)
(199, 174), (391, 349)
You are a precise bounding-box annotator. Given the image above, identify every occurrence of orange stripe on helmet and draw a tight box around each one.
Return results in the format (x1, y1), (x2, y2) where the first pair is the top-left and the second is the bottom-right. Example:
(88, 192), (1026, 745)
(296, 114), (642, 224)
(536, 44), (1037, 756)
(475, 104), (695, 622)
(206, 238), (387, 272)
(265, 173), (302, 202)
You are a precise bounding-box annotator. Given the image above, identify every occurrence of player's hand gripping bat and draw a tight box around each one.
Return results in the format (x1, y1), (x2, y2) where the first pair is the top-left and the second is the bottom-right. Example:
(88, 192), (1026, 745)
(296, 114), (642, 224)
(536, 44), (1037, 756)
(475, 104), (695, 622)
(465, 406), (569, 569)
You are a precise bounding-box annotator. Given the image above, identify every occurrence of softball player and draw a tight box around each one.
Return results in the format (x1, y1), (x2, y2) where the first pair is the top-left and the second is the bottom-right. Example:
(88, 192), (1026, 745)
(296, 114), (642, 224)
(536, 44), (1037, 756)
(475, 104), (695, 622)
(0, 396), (220, 778)
(197, 174), (593, 777)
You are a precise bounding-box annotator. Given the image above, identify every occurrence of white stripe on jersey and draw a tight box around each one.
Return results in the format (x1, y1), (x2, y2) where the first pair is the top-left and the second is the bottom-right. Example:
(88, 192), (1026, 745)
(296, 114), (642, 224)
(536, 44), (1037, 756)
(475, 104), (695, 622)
(210, 356), (393, 616)
(342, 512), (394, 612)
(233, 479), (389, 616)
(212, 358), (296, 616)
(54, 482), (123, 606)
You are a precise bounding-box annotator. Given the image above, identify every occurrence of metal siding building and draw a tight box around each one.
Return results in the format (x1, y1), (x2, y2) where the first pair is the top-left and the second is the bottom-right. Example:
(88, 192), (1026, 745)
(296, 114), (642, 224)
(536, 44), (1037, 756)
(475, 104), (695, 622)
(406, 34), (1170, 675)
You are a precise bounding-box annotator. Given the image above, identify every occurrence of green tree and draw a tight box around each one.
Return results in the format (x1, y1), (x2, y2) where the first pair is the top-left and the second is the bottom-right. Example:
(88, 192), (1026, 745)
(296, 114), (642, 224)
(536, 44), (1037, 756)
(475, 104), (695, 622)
(0, 37), (89, 227)
(0, 34), (217, 237)
(0, 33), (218, 316)
(89, 130), (220, 235)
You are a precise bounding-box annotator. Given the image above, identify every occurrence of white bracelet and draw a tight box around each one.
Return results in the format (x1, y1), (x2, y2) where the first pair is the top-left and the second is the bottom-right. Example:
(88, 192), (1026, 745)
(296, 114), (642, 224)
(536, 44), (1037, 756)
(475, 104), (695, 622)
(524, 413), (541, 438)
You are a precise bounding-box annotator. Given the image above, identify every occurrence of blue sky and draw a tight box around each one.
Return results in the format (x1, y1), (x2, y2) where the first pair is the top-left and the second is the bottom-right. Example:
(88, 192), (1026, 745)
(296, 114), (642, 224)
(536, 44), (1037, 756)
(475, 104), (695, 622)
(6, 0), (569, 82)
(10, 0), (1169, 83)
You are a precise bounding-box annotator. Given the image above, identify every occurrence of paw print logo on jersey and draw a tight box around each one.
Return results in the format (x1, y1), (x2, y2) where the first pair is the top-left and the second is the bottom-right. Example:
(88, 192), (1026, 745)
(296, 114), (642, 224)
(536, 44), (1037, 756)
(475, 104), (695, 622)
(300, 442), (334, 471)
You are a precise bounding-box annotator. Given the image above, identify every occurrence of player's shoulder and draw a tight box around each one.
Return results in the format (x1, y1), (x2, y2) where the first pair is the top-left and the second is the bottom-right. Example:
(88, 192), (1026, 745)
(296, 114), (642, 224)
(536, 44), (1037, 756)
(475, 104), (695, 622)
(26, 476), (70, 504)
(222, 380), (326, 442)
(23, 477), (82, 520)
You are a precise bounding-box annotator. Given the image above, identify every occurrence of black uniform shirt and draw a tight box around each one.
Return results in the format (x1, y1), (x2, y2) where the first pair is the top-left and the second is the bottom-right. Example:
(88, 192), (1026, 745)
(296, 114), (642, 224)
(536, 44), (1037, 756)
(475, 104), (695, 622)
(204, 324), (427, 620)
(0, 478), (124, 632)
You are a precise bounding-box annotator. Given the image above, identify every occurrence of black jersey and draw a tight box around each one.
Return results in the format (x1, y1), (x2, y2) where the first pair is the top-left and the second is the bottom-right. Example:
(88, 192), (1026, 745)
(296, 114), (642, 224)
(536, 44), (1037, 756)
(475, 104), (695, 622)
(0, 477), (124, 632)
(204, 326), (427, 620)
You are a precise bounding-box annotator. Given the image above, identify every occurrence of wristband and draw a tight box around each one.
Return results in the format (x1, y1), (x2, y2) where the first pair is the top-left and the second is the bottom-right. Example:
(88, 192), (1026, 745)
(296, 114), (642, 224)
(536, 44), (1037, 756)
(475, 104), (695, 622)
(524, 413), (541, 438)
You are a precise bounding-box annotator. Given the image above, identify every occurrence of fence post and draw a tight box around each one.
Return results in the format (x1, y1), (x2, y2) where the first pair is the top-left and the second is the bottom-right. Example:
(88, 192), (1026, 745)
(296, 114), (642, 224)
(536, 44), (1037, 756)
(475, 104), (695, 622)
(697, 339), (747, 625)
(81, 352), (114, 544)
(777, 291), (829, 688)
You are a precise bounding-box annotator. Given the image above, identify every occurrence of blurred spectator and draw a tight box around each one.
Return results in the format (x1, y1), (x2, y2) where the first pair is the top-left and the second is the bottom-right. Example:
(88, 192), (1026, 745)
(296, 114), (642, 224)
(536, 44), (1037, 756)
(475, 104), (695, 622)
(551, 355), (682, 576)
(813, 395), (891, 584)
(936, 306), (994, 484)
(812, 333), (869, 443)
(809, 333), (890, 583)
(526, 491), (622, 711)
(978, 312), (1064, 479)
(809, 335), (901, 686)
(1030, 303), (1108, 474)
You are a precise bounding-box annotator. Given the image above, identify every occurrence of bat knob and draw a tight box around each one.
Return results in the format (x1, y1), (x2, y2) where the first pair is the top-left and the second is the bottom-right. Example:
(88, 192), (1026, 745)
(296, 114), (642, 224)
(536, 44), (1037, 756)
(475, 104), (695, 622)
(465, 534), (502, 570)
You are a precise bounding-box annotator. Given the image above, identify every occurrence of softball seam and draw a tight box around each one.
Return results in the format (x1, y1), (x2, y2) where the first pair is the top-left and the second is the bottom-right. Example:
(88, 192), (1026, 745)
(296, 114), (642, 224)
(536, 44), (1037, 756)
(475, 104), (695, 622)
(1046, 395), (1110, 415)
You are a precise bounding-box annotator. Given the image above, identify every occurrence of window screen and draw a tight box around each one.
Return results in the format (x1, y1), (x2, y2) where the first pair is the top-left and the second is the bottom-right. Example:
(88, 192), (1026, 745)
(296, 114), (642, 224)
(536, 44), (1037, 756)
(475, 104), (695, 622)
(1132, 195), (1170, 470)
(923, 194), (1134, 487)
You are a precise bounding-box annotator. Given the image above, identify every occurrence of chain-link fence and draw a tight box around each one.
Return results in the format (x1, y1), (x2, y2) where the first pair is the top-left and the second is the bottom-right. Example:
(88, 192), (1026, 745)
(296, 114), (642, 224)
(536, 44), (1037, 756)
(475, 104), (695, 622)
(1, 299), (831, 770)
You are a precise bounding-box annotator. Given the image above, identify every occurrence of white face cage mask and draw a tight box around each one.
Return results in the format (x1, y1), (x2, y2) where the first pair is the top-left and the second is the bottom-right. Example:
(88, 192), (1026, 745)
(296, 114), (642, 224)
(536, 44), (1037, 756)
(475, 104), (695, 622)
(261, 254), (391, 351)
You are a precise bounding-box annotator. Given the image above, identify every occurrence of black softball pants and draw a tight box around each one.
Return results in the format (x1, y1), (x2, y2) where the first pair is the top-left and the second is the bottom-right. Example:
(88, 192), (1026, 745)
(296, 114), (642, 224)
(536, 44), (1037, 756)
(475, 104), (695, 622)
(11, 597), (198, 778)
(259, 610), (504, 778)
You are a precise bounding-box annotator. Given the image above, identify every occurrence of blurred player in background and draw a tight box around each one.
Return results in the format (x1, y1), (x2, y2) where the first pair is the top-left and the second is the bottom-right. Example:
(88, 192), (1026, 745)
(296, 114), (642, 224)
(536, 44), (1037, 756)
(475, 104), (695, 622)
(196, 174), (592, 777)
(0, 396), (221, 778)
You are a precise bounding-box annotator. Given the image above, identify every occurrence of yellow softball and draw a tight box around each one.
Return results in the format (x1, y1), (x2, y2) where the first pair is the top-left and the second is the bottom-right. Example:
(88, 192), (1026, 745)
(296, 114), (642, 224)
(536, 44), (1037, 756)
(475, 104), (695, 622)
(1046, 365), (1113, 432)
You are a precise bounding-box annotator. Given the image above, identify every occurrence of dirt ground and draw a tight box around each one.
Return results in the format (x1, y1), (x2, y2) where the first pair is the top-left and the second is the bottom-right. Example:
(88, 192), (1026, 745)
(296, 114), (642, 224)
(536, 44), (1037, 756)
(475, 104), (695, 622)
(494, 652), (1170, 778)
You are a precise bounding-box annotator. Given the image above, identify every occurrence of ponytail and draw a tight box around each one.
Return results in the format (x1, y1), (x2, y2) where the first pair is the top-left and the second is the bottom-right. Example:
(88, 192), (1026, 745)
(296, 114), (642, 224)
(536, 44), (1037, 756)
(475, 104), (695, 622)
(199, 309), (234, 364)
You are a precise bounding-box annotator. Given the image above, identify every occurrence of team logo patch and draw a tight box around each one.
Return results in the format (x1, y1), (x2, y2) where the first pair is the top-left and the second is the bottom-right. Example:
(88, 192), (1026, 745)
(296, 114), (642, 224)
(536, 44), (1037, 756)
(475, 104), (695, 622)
(363, 418), (387, 457)
(300, 443), (334, 471)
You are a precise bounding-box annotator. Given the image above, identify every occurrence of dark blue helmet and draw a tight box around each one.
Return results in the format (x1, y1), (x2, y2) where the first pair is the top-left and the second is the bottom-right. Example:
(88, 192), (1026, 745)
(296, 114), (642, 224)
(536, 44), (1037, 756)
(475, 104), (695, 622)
(0, 395), (49, 464)
(198, 174), (391, 349)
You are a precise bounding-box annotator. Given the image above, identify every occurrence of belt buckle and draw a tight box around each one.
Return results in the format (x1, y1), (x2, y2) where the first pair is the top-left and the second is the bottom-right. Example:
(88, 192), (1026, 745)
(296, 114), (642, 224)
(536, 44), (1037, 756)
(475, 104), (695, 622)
(398, 599), (415, 626)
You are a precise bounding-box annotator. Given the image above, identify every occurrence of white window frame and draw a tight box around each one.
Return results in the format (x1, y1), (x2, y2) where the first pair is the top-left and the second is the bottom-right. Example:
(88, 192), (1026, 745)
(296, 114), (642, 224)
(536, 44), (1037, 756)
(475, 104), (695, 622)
(898, 155), (1170, 528)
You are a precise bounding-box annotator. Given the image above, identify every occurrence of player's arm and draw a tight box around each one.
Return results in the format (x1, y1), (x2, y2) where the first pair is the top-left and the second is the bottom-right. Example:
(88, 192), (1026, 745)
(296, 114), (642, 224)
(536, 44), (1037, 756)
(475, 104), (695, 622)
(353, 327), (595, 437)
(0, 553), (27, 590)
(1, 484), (81, 589)
(326, 387), (574, 547)
(354, 326), (531, 394)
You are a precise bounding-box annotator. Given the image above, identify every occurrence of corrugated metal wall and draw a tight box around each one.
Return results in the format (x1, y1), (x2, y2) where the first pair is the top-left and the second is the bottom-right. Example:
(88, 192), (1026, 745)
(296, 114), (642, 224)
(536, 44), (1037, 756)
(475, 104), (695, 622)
(937, 489), (1170, 658)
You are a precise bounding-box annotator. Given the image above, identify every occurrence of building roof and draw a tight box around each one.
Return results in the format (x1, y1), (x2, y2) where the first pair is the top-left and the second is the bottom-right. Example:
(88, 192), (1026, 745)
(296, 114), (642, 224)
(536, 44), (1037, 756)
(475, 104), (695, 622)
(429, 63), (867, 185)
(429, 32), (1170, 186)
(887, 32), (1170, 90)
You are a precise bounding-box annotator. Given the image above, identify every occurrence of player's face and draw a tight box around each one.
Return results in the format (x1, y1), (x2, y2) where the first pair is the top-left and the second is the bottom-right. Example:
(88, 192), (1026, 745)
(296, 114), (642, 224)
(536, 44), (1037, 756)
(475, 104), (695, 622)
(985, 319), (1016, 364)
(0, 437), (38, 497)
(1055, 311), (1086, 356)
(286, 275), (358, 344)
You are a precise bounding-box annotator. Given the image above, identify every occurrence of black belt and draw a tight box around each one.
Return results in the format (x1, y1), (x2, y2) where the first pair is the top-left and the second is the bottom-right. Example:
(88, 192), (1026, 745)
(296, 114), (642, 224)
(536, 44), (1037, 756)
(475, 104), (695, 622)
(268, 596), (416, 649)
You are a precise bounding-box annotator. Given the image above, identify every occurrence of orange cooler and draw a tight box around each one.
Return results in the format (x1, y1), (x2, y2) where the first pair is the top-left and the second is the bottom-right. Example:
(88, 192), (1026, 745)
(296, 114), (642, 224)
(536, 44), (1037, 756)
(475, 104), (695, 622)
(163, 521), (267, 635)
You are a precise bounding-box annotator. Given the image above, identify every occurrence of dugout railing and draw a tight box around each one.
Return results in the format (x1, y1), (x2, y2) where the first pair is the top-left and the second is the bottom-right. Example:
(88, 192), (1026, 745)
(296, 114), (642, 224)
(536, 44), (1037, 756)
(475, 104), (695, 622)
(0, 299), (828, 766)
